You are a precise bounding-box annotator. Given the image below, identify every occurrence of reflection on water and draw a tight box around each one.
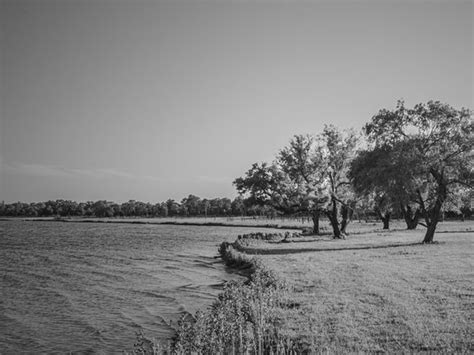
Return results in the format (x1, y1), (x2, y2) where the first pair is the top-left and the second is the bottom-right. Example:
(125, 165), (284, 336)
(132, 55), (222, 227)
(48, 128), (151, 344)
(0, 220), (278, 353)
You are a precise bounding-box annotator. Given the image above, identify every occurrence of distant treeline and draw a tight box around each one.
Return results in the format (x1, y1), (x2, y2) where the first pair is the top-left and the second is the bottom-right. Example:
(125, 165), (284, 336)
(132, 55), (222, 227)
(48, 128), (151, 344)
(0, 195), (471, 220)
(0, 195), (279, 218)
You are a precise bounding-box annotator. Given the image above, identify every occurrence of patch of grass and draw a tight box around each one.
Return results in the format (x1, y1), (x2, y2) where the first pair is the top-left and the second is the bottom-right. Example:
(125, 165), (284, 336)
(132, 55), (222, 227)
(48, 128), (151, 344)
(218, 241), (256, 271)
(263, 231), (473, 352)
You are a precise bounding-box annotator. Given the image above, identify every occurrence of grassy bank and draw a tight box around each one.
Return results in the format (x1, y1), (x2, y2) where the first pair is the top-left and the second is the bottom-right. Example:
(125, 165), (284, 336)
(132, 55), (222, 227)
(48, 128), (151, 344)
(133, 242), (303, 354)
(132, 222), (473, 353)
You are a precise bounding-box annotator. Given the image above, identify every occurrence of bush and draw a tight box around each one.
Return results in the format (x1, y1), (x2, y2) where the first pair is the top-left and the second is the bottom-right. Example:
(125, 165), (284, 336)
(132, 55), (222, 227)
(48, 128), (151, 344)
(237, 232), (299, 241)
(130, 239), (307, 354)
(172, 266), (296, 354)
(219, 241), (256, 270)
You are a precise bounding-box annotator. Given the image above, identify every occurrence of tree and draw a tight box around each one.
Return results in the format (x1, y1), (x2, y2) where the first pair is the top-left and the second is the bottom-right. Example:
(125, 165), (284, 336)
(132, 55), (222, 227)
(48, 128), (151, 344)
(365, 100), (473, 243)
(220, 198), (232, 216)
(159, 202), (168, 217)
(317, 126), (359, 238)
(200, 199), (211, 217)
(234, 126), (359, 238)
(166, 199), (180, 217)
(350, 145), (420, 230)
(234, 160), (321, 231)
(92, 200), (113, 218)
(121, 200), (136, 216)
(231, 197), (246, 216)
(181, 195), (201, 216)
(277, 134), (327, 234)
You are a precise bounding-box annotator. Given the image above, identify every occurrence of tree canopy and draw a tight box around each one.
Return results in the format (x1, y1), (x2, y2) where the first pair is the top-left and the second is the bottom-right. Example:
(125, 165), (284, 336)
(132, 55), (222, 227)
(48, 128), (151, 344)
(364, 100), (473, 242)
(234, 125), (359, 238)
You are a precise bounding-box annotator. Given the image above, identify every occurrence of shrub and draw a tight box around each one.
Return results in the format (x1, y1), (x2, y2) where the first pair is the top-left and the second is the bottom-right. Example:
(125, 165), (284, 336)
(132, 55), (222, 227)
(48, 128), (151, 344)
(172, 266), (296, 354)
(131, 239), (305, 354)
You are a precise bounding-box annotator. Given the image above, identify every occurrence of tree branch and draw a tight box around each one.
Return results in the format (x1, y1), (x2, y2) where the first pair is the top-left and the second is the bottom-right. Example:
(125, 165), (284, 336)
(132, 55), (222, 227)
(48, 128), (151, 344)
(447, 180), (473, 189)
(331, 194), (353, 210)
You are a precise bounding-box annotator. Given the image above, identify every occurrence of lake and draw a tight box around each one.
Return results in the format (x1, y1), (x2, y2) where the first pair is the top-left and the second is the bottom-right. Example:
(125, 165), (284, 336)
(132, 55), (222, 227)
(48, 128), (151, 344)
(0, 220), (283, 353)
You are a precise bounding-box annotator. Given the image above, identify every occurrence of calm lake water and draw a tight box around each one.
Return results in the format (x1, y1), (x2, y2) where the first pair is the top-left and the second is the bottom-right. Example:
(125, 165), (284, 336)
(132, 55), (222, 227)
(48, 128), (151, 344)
(0, 220), (280, 353)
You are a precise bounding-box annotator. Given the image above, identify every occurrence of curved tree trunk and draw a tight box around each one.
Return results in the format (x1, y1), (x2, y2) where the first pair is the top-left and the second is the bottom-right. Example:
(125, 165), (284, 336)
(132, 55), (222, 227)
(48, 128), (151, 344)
(325, 200), (342, 239)
(423, 223), (437, 243)
(422, 187), (446, 243)
(421, 170), (447, 244)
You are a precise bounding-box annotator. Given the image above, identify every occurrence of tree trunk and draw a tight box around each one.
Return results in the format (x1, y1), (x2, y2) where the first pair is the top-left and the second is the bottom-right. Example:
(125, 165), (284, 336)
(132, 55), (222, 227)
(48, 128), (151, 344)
(382, 212), (390, 229)
(329, 213), (341, 239)
(422, 189), (446, 243)
(311, 209), (320, 235)
(326, 200), (342, 239)
(406, 218), (418, 230)
(376, 209), (391, 230)
(340, 205), (352, 235)
(400, 204), (419, 230)
(422, 171), (447, 244)
(423, 223), (437, 243)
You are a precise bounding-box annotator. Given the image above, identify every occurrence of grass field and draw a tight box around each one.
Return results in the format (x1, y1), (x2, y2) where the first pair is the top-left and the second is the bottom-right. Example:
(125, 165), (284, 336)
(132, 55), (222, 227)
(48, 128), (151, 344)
(248, 224), (474, 352)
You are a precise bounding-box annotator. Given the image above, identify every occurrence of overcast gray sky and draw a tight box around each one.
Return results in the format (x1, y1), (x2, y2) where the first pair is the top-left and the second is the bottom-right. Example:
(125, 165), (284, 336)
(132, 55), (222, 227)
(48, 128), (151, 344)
(1, 0), (472, 203)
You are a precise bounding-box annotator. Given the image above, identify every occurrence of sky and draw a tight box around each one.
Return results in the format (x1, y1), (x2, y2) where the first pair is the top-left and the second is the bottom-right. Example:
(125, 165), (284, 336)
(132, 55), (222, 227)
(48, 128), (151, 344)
(0, 0), (472, 203)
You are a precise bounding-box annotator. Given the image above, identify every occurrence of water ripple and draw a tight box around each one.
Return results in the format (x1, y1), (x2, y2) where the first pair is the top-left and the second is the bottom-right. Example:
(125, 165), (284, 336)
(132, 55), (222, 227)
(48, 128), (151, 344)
(0, 220), (274, 352)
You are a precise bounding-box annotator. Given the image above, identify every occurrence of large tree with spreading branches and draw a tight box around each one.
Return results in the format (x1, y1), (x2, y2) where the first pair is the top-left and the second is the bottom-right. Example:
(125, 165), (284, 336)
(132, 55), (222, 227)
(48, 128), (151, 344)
(364, 100), (473, 243)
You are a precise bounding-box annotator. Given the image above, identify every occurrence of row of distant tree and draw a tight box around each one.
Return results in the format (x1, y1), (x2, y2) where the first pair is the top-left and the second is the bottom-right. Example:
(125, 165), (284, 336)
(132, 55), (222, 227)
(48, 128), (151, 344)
(1, 195), (470, 220)
(0, 196), (279, 218)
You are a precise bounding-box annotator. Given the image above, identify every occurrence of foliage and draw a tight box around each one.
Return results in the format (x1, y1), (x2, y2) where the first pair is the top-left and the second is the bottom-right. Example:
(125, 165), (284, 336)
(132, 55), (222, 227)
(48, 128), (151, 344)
(0, 196), (276, 219)
(172, 265), (294, 355)
(234, 126), (360, 238)
(349, 145), (420, 229)
(233, 162), (297, 214)
(364, 100), (473, 242)
(219, 241), (256, 270)
(317, 125), (359, 237)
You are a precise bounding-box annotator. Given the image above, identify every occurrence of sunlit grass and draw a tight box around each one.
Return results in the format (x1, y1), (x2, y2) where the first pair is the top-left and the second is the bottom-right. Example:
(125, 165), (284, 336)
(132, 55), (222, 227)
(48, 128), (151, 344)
(262, 229), (473, 352)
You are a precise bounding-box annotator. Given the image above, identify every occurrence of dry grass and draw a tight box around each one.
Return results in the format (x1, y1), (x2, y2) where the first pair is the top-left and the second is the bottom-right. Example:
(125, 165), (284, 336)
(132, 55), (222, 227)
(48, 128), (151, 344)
(257, 229), (473, 352)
